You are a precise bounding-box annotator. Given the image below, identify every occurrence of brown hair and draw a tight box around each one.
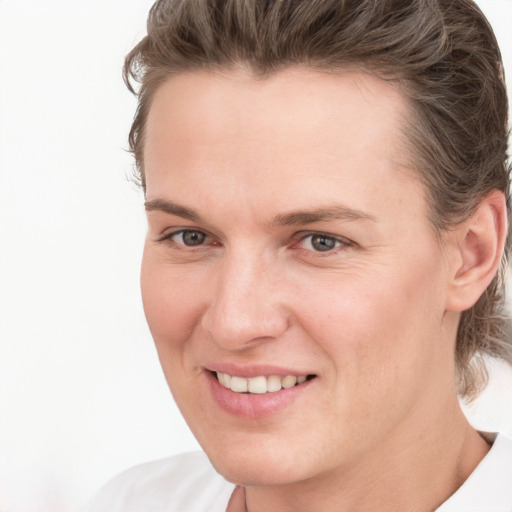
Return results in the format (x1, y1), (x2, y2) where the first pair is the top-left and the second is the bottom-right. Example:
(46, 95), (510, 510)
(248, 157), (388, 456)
(124, 0), (511, 400)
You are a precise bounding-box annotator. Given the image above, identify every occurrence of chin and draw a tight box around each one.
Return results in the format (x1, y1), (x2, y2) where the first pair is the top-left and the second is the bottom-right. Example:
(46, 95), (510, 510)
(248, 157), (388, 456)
(210, 456), (304, 487)
(201, 437), (315, 486)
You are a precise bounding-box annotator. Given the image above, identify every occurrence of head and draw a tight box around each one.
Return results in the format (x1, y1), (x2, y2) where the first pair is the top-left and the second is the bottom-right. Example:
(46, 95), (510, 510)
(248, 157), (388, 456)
(125, 0), (511, 488)
(125, 0), (511, 400)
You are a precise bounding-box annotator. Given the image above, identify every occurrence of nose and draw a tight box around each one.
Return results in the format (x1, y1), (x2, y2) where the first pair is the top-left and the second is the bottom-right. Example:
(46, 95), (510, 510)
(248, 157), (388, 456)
(200, 251), (289, 350)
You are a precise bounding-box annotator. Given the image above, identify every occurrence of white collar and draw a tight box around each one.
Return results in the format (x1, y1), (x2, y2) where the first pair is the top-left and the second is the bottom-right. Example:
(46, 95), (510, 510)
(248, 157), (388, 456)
(436, 432), (512, 511)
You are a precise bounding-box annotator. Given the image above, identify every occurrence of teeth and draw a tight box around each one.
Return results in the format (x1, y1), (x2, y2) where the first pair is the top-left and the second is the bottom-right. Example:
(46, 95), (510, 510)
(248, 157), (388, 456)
(216, 372), (309, 394)
(267, 375), (282, 393)
(230, 376), (248, 393)
(247, 376), (267, 394)
(217, 372), (231, 388)
(281, 375), (297, 389)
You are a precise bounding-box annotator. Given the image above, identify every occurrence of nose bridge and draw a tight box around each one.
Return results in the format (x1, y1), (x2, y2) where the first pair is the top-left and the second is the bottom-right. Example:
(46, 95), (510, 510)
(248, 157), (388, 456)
(201, 246), (288, 348)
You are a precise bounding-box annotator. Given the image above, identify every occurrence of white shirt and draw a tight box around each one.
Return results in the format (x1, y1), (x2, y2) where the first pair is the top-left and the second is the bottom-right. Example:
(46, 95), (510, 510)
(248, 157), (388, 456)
(436, 433), (512, 511)
(87, 433), (512, 512)
(87, 451), (234, 512)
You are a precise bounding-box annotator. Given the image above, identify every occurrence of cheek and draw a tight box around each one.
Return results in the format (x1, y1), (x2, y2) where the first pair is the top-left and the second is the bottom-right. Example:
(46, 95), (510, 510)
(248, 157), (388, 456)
(140, 246), (205, 352)
(292, 252), (447, 391)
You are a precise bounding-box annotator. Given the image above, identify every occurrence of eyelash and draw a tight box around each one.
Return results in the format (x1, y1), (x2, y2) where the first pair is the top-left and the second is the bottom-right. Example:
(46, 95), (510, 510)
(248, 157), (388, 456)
(158, 229), (353, 255)
(158, 229), (216, 249)
(293, 232), (351, 254)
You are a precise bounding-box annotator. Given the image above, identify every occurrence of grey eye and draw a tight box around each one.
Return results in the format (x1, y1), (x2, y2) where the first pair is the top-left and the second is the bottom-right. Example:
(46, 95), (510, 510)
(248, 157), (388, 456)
(180, 230), (206, 246)
(310, 234), (337, 251)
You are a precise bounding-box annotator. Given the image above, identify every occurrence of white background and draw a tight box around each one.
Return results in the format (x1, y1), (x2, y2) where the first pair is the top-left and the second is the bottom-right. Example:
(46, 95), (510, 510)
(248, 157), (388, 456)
(0, 1), (511, 511)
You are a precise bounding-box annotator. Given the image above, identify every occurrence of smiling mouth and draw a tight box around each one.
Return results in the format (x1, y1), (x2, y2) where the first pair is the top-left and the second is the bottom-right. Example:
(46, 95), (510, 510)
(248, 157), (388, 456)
(213, 371), (316, 394)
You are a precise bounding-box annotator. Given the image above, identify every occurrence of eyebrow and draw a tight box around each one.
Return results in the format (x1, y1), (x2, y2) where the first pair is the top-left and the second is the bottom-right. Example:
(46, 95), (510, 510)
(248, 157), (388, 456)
(145, 198), (376, 225)
(145, 198), (200, 222)
(271, 205), (377, 226)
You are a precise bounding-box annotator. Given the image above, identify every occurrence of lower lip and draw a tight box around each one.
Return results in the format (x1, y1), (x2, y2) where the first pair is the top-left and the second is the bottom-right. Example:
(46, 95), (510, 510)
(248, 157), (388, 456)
(206, 372), (312, 419)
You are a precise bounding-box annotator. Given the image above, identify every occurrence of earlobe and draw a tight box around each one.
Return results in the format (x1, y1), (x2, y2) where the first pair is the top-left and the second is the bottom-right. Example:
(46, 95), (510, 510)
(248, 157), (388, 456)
(446, 190), (508, 312)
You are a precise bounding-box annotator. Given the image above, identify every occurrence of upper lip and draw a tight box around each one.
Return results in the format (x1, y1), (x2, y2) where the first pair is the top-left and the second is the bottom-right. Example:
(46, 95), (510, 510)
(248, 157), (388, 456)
(205, 363), (314, 378)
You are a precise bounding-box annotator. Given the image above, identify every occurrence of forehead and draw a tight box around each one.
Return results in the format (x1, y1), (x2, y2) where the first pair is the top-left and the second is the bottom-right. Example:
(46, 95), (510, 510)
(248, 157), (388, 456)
(145, 67), (410, 164)
(143, 67), (426, 225)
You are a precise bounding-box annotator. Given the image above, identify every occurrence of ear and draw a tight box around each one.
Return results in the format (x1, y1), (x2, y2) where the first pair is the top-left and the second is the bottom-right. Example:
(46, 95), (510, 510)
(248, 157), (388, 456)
(445, 190), (508, 312)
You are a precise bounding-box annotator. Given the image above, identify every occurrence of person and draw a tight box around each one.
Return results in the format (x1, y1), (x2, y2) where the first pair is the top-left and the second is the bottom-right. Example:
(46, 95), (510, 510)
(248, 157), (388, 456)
(87, 0), (512, 510)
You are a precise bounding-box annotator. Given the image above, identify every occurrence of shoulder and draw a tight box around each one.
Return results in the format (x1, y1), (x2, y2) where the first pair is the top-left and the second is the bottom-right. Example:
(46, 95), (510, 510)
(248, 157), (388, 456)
(437, 433), (512, 511)
(86, 451), (235, 512)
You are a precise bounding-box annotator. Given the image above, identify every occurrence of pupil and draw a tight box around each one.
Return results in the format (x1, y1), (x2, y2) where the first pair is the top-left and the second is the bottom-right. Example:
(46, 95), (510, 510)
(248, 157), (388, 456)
(312, 234), (335, 251)
(183, 231), (205, 246)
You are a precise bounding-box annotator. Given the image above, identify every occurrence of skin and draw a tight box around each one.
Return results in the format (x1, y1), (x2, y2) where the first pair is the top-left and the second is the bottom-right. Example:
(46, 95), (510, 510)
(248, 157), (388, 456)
(141, 68), (503, 511)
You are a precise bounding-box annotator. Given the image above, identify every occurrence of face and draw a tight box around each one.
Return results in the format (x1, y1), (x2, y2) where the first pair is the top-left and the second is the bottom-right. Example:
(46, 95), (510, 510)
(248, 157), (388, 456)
(141, 68), (459, 487)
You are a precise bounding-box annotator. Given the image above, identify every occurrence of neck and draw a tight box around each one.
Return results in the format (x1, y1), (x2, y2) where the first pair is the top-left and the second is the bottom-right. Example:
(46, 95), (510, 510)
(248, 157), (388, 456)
(244, 402), (490, 512)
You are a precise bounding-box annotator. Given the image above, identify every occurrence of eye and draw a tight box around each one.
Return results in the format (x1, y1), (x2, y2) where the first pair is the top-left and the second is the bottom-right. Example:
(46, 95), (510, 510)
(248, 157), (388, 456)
(168, 229), (207, 246)
(298, 233), (346, 253)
